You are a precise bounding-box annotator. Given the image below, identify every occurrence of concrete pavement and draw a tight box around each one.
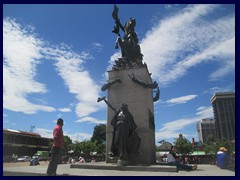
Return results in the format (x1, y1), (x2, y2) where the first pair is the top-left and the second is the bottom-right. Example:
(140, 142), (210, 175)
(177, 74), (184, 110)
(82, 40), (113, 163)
(3, 162), (235, 176)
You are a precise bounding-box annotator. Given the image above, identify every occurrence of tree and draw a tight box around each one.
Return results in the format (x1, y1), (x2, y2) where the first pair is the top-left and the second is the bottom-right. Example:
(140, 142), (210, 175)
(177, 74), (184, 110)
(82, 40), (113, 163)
(204, 135), (217, 155)
(62, 135), (73, 155)
(204, 137), (234, 155)
(90, 124), (107, 157)
(174, 134), (193, 155)
(71, 140), (97, 160)
(91, 124), (106, 145)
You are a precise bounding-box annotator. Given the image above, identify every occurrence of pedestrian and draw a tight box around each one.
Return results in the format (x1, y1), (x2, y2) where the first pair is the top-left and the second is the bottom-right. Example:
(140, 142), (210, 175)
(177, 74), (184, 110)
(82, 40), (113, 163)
(91, 157), (96, 162)
(79, 157), (85, 163)
(216, 147), (231, 169)
(167, 146), (197, 171)
(30, 157), (39, 166)
(46, 118), (64, 176)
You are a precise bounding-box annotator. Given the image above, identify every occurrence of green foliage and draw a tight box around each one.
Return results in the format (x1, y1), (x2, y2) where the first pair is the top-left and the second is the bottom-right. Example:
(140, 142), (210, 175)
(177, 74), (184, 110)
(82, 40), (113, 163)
(62, 135), (73, 155)
(174, 134), (193, 155)
(95, 143), (106, 155)
(71, 140), (97, 158)
(91, 124), (106, 145)
(90, 124), (106, 155)
(204, 136), (234, 155)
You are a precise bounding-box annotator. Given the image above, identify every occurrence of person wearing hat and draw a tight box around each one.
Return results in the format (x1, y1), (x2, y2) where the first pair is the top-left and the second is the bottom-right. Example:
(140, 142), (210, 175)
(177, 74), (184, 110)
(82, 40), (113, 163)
(216, 147), (231, 169)
(46, 118), (64, 176)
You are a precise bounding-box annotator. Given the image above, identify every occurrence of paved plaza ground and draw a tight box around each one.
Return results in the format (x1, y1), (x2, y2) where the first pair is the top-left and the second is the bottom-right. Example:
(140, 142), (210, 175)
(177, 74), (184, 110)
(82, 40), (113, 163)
(3, 161), (235, 176)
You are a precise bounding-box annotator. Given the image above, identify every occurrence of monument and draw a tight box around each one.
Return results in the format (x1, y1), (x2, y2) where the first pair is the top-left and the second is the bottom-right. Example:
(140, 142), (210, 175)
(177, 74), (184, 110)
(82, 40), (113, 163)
(98, 5), (160, 166)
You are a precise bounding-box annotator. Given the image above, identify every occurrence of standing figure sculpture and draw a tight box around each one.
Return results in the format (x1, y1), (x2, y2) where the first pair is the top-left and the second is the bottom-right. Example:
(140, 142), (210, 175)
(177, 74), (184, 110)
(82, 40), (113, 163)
(112, 5), (143, 66)
(110, 103), (137, 160)
(97, 97), (141, 164)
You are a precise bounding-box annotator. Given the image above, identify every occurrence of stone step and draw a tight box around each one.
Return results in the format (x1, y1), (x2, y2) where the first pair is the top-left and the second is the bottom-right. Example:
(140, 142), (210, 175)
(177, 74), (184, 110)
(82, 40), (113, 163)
(70, 163), (178, 172)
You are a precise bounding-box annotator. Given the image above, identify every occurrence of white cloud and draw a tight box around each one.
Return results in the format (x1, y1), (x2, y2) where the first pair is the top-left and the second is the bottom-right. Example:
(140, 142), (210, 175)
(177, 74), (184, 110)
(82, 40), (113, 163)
(3, 18), (56, 114)
(155, 106), (213, 142)
(35, 128), (53, 139)
(195, 106), (214, 117)
(58, 108), (71, 112)
(67, 132), (92, 142)
(3, 17), (103, 117)
(166, 94), (197, 105)
(36, 127), (92, 142)
(75, 116), (106, 124)
(204, 85), (235, 95)
(43, 46), (103, 118)
(140, 4), (234, 86)
(92, 42), (104, 52)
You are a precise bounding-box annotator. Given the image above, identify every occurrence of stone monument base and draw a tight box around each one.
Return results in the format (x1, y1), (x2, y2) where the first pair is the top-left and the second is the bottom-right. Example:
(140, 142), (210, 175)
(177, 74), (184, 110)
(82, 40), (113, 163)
(70, 162), (178, 172)
(106, 66), (156, 165)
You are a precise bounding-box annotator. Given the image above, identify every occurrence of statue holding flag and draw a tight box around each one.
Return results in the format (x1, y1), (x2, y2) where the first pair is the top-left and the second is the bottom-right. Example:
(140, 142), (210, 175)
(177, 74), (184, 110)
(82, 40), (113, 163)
(112, 5), (143, 68)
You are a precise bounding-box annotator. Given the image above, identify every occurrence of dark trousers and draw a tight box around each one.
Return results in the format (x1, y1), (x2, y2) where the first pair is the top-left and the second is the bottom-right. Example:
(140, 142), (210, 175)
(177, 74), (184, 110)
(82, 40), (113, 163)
(47, 147), (61, 175)
(169, 161), (193, 171)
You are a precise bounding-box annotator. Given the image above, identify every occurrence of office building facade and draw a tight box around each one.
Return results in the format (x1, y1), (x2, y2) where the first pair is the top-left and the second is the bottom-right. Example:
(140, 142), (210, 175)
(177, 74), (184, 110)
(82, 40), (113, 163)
(210, 92), (235, 141)
(197, 118), (217, 143)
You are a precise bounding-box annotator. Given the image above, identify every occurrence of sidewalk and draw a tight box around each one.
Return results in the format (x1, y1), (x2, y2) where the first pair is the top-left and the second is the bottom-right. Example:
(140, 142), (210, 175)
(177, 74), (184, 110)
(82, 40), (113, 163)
(3, 162), (235, 176)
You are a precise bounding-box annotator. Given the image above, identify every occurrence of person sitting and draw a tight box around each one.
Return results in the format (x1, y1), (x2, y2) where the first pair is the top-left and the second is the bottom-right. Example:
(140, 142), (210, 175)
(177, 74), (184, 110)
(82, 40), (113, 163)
(167, 146), (197, 171)
(216, 147), (231, 169)
(79, 157), (85, 163)
(30, 157), (40, 166)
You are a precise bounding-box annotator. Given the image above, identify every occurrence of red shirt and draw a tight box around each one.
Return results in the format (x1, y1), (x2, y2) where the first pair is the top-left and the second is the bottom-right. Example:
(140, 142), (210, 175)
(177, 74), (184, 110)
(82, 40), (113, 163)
(53, 125), (64, 149)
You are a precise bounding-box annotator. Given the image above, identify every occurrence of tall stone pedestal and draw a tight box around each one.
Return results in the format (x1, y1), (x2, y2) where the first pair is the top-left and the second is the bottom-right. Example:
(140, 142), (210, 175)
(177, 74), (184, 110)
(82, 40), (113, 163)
(106, 66), (156, 165)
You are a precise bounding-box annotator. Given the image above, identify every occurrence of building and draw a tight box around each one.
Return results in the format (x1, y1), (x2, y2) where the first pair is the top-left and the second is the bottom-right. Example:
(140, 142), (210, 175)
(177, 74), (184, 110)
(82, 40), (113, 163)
(3, 129), (52, 158)
(158, 141), (172, 151)
(210, 92), (235, 141)
(197, 118), (217, 143)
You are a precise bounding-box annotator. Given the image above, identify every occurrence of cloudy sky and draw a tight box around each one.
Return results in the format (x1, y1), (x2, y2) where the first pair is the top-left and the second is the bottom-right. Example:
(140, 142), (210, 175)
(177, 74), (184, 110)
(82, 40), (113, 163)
(3, 4), (235, 144)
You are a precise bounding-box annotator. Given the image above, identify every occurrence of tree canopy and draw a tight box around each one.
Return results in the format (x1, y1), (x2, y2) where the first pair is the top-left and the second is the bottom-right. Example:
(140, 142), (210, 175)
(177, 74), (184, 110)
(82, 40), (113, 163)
(91, 124), (106, 145)
(174, 134), (193, 155)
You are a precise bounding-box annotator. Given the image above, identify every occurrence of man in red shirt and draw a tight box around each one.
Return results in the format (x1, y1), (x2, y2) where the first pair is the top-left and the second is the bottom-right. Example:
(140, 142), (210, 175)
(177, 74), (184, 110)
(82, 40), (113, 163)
(47, 118), (64, 176)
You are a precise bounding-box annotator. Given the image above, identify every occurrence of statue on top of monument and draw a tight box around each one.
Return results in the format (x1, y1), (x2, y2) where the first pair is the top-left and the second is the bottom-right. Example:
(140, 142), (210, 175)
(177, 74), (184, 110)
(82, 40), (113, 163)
(112, 5), (143, 68)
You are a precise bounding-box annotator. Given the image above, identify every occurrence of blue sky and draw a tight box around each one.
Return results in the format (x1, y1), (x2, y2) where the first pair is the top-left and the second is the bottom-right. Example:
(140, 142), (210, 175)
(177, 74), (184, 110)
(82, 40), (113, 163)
(3, 4), (235, 144)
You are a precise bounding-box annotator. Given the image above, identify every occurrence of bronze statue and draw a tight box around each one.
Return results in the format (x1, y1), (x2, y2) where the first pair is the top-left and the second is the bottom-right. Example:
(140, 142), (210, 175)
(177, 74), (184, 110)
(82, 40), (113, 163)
(101, 78), (121, 91)
(153, 86), (160, 102)
(128, 73), (158, 89)
(112, 5), (143, 67)
(97, 97), (141, 162)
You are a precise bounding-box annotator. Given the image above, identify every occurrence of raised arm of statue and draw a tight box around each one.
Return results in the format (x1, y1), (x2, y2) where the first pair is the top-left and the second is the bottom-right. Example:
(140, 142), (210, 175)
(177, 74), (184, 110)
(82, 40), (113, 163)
(101, 78), (121, 91)
(112, 5), (124, 34)
(153, 86), (160, 102)
(128, 73), (158, 89)
(112, 4), (118, 20)
(97, 96), (117, 112)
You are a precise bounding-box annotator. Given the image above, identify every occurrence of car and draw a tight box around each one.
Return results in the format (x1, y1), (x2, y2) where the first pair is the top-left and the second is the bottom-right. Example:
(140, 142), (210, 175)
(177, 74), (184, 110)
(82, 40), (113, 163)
(17, 156), (31, 162)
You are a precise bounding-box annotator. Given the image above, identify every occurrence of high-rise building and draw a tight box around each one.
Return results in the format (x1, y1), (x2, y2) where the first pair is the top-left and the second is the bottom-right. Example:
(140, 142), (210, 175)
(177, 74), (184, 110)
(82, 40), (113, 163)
(210, 92), (235, 141)
(197, 118), (217, 143)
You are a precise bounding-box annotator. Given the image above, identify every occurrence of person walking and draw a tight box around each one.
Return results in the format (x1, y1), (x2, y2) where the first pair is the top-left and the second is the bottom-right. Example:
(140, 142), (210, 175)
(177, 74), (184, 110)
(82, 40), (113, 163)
(46, 118), (64, 176)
